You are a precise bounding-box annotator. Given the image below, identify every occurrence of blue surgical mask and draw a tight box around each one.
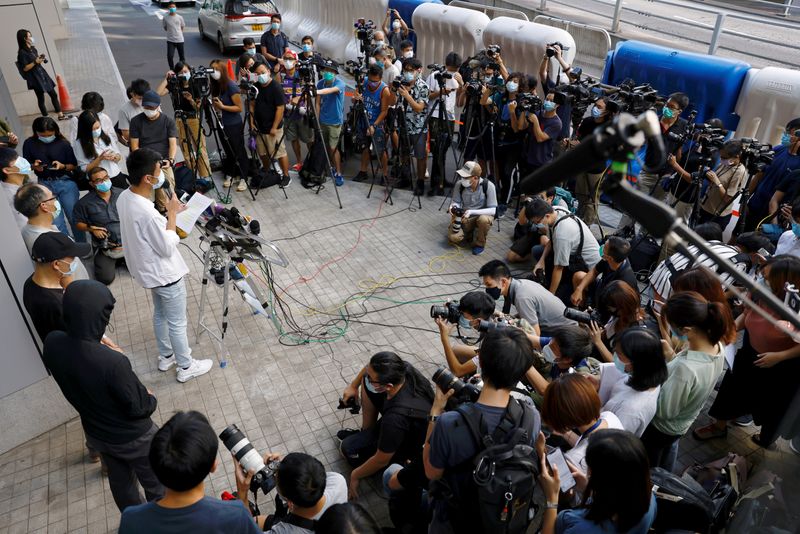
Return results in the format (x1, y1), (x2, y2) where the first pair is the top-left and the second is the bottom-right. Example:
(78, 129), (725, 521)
(662, 107), (675, 119)
(598, 245), (604, 257)
(258, 73), (270, 84)
(168, 6), (176, 13)
(14, 157), (32, 175)
(458, 316), (473, 330)
(484, 76), (494, 84)
(92, 128), (102, 138)
(245, 47), (256, 56)
(781, 132), (792, 146)
(52, 199), (62, 220)
(302, 44), (313, 53)
(506, 81), (518, 93)
(364, 377), (379, 394)
(542, 344), (556, 364)
(485, 286), (502, 300)
(591, 106), (603, 119)
(38, 135), (56, 144)
(543, 101), (556, 112)
(612, 353), (628, 374)
(151, 171), (166, 189)
(403, 71), (415, 82)
(271, 22), (280, 30)
(96, 179), (112, 193)
(670, 327), (688, 342)
(793, 222), (800, 238)
(323, 71), (335, 83)
(58, 257), (80, 276)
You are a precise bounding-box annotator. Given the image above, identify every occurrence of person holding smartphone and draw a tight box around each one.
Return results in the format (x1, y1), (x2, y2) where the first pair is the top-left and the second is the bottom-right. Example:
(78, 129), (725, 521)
(15, 29), (67, 120)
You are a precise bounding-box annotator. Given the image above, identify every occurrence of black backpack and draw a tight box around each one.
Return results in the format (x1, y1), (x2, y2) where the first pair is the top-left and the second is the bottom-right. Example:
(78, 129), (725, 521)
(438, 399), (540, 534)
(299, 128), (329, 189)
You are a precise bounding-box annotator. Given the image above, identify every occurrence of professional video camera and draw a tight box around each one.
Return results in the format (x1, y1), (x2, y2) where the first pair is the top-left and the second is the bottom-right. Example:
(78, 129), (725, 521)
(238, 76), (259, 100)
(432, 367), (481, 403)
(354, 18), (376, 54)
(546, 41), (570, 57)
(219, 424), (280, 494)
(553, 69), (605, 126)
(428, 63), (453, 81)
(196, 204), (272, 262)
(190, 66), (216, 98)
(430, 301), (461, 323)
(296, 56), (319, 84)
(740, 138), (774, 175)
(516, 92), (542, 113)
(607, 79), (662, 115)
(563, 307), (602, 325)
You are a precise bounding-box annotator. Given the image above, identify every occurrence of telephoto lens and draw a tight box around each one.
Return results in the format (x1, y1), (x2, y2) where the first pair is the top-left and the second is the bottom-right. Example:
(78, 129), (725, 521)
(432, 367), (480, 403)
(477, 319), (509, 333)
(430, 301), (461, 323)
(563, 307), (601, 325)
(219, 424), (279, 494)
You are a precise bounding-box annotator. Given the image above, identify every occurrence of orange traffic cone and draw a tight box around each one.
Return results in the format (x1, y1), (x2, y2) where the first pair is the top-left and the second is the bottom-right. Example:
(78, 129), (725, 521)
(55, 75), (74, 112)
(226, 59), (235, 80)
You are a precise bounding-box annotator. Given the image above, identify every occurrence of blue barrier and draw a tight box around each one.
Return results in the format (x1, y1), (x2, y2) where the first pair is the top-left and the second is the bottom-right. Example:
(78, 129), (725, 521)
(389, 0), (442, 51)
(602, 40), (750, 131)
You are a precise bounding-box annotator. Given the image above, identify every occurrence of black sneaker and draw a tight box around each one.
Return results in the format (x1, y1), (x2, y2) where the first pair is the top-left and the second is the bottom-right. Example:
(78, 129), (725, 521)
(336, 428), (359, 441)
(280, 173), (292, 188)
(353, 171), (369, 183)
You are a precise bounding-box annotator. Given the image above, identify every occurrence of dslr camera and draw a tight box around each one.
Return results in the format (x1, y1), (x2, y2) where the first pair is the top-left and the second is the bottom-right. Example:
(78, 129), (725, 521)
(563, 307), (602, 325)
(516, 92), (542, 113)
(430, 301), (461, 323)
(432, 367), (480, 403)
(485, 44), (501, 58)
(220, 424), (280, 494)
(546, 42), (568, 57)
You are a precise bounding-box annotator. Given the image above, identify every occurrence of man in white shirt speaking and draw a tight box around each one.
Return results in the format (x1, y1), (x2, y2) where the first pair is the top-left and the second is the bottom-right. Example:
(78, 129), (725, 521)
(118, 148), (212, 383)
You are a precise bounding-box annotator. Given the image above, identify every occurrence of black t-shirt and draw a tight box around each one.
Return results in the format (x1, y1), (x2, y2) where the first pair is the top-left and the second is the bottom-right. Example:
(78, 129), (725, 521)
(23, 275), (65, 341)
(576, 117), (608, 173)
(129, 113), (178, 159)
(646, 118), (687, 174)
(594, 259), (639, 303)
(253, 79), (285, 133)
(367, 382), (432, 464)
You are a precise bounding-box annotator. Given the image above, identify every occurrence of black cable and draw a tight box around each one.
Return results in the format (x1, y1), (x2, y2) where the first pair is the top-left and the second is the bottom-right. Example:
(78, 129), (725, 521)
(271, 207), (413, 242)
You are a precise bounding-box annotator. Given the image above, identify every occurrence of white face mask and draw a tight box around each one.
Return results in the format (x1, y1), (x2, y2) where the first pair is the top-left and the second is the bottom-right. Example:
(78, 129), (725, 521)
(403, 51), (413, 59)
(143, 108), (159, 119)
(541, 344), (556, 364)
(392, 21), (401, 30)
(210, 70), (221, 81)
(284, 60), (295, 70)
(460, 178), (472, 188)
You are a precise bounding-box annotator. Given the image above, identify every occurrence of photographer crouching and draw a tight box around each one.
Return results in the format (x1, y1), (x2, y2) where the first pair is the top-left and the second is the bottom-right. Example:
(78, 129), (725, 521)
(447, 161), (497, 255)
(433, 291), (497, 377)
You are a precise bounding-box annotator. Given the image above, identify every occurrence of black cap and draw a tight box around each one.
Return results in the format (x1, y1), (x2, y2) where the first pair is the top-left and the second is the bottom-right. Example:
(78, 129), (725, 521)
(31, 232), (91, 263)
(320, 58), (339, 73)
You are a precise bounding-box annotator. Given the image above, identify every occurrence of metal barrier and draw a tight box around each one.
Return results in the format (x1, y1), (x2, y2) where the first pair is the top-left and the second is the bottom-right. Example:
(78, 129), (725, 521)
(448, 0), (528, 21)
(532, 15), (610, 78)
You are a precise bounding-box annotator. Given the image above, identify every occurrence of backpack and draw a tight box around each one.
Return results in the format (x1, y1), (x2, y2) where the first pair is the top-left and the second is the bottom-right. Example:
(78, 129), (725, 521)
(553, 186), (576, 213)
(437, 399), (540, 534)
(627, 233), (662, 281)
(551, 209), (588, 273)
(299, 128), (329, 189)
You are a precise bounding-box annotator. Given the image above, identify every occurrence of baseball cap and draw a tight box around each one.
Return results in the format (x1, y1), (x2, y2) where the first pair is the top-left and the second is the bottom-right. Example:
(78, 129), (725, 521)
(283, 48), (298, 59)
(142, 90), (161, 108)
(456, 161), (482, 178)
(31, 232), (91, 263)
(320, 58), (339, 73)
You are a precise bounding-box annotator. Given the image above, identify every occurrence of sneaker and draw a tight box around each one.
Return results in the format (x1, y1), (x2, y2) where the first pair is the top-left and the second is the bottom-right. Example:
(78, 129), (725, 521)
(158, 354), (176, 371)
(353, 171), (369, 183)
(336, 428), (359, 441)
(334, 172), (344, 187)
(496, 204), (508, 219)
(236, 180), (248, 192)
(734, 414), (754, 427)
(176, 358), (213, 383)
(280, 173), (292, 188)
(292, 163), (303, 172)
(223, 176), (232, 188)
(472, 246), (485, 255)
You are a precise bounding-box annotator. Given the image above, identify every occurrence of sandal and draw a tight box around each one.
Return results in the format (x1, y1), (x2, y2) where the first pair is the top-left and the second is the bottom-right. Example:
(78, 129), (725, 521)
(692, 423), (727, 441)
(57, 114), (68, 121)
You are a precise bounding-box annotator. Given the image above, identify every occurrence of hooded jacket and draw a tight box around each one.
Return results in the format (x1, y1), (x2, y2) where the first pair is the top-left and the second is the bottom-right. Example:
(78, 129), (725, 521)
(43, 280), (157, 444)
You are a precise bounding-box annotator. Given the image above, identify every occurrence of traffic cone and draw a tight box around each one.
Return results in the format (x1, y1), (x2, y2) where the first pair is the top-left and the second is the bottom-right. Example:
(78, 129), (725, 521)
(55, 75), (74, 112)
(226, 59), (235, 80)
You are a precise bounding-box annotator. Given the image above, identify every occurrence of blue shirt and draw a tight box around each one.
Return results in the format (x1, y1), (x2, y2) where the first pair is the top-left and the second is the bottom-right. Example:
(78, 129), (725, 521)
(317, 77), (346, 126)
(750, 144), (800, 213)
(555, 494), (657, 534)
(362, 80), (386, 125)
(119, 497), (261, 534)
(219, 80), (243, 127)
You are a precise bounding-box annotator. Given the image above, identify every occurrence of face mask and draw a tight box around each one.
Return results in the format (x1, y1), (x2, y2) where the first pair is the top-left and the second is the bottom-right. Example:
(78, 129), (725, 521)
(458, 316), (473, 330)
(662, 107), (675, 119)
(484, 76), (494, 84)
(792, 222), (800, 238)
(143, 108), (159, 119)
(598, 245), (605, 257)
(38, 135), (56, 144)
(612, 353), (628, 374)
(506, 81), (518, 93)
(756, 274), (768, 288)
(302, 44), (313, 53)
(670, 327), (688, 342)
(96, 179), (112, 193)
(403, 71), (415, 82)
(13, 157), (32, 175)
(151, 171), (166, 190)
(459, 178), (472, 188)
(374, 40), (384, 47)
(364, 377), (380, 394)
(245, 47), (256, 56)
(57, 257), (80, 277)
(485, 286), (502, 300)
(52, 199), (62, 220)
(541, 344), (556, 364)
(271, 22), (280, 30)
(180, 72), (191, 80)
(92, 128), (102, 138)
(534, 223), (547, 231)
(591, 106), (603, 119)
(323, 71), (335, 83)
(284, 60), (295, 70)
(727, 159), (737, 166)
(210, 70), (221, 81)
(543, 101), (557, 112)
(168, 7), (176, 13)
(392, 21), (401, 30)
(29, 36), (35, 45)
(258, 73), (270, 84)
(781, 132), (792, 146)
(403, 51), (413, 59)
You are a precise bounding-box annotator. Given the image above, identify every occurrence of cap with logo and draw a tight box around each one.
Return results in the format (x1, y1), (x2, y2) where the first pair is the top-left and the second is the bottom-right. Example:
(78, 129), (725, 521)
(31, 232), (91, 263)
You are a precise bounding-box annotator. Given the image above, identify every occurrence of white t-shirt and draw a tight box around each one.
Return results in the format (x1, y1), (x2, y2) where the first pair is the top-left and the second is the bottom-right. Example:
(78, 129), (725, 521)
(597, 363), (660, 437)
(564, 411), (623, 473)
(267, 472), (348, 534)
(72, 137), (122, 177)
(776, 230), (800, 258)
(67, 111), (118, 145)
(425, 72), (459, 121)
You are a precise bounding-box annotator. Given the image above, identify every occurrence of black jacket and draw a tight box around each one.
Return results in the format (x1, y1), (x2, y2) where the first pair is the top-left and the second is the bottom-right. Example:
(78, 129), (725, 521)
(43, 280), (157, 444)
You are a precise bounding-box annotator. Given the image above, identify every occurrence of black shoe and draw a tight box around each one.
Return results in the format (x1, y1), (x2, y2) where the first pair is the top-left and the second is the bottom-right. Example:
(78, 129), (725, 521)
(353, 171), (369, 183)
(426, 186), (438, 197)
(397, 179), (412, 189)
(280, 173), (292, 188)
(414, 180), (425, 196)
(336, 428), (359, 441)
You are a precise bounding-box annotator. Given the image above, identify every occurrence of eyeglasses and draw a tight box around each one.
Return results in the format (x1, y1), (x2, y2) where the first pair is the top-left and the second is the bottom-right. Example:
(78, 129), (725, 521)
(39, 196), (57, 205)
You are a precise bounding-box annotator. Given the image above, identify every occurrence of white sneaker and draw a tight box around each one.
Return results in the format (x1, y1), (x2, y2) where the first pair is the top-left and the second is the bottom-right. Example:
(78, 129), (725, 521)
(158, 354), (176, 371)
(223, 176), (232, 187)
(236, 180), (248, 192)
(176, 358), (213, 383)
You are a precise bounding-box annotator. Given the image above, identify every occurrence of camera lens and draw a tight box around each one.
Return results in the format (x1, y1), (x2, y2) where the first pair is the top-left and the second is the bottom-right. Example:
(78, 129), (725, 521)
(432, 367), (464, 396)
(219, 424), (266, 477)
(563, 307), (593, 324)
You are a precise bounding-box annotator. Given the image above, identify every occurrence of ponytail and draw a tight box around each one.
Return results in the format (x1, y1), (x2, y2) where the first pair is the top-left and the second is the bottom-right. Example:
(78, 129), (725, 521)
(704, 301), (735, 345)
(369, 352), (434, 402)
(664, 291), (734, 345)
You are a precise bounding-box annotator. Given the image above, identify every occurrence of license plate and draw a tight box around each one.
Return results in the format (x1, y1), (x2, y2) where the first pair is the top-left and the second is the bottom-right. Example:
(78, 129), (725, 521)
(251, 24), (263, 31)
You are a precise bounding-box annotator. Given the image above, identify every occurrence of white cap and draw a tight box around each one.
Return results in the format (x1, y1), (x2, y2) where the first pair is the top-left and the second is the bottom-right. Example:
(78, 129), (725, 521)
(456, 161), (482, 178)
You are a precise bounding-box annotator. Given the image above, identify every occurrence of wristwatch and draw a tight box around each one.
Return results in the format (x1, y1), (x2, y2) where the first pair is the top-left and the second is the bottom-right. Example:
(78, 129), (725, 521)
(427, 414), (439, 423)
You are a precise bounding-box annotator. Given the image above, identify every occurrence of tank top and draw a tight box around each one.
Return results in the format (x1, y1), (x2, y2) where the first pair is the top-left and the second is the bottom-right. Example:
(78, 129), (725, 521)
(362, 80), (386, 124)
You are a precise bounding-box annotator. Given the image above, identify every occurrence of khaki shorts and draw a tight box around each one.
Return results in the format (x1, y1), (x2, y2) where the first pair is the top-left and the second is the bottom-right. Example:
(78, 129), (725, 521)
(320, 123), (342, 150)
(285, 118), (314, 144)
(255, 129), (288, 159)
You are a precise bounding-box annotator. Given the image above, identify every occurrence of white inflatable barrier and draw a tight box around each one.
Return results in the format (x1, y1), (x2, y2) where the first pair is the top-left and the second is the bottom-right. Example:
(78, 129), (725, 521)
(342, 0), (389, 64)
(734, 67), (800, 147)
(412, 3), (489, 78)
(295, 0), (324, 47)
(278, 0), (303, 42)
(532, 15), (610, 79)
(482, 17), (576, 95)
(317, 0), (388, 64)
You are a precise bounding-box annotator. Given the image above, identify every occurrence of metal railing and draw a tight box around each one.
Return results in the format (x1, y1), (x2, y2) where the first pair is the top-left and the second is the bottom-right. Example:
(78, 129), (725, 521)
(449, 0), (529, 21)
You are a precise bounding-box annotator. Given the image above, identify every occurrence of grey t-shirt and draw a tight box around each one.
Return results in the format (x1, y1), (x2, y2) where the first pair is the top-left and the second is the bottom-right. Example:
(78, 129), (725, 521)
(267, 472), (348, 534)
(163, 13), (185, 43)
(129, 113), (178, 160)
(118, 100), (142, 132)
(511, 278), (575, 333)
(550, 209), (601, 269)
(454, 179), (498, 211)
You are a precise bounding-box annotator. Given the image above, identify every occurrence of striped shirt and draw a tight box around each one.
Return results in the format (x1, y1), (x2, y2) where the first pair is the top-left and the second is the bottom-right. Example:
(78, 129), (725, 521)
(649, 241), (745, 299)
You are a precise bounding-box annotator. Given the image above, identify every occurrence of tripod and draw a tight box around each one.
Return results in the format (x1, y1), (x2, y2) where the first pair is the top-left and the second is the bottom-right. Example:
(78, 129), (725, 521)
(439, 95), (489, 211)
(384, 95), (423, 209)
(301, 78), (344, 209)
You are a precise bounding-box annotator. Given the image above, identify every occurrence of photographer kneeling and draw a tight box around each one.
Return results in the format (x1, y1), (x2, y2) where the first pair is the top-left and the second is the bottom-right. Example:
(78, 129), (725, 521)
(434, 290), (497, 378)
(447, 161), (497, 255)
(338, 352), (434, 499)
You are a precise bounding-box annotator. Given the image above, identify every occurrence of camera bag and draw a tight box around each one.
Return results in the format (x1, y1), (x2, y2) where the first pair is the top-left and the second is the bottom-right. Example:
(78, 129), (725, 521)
(550, 209), (589, 274)
(299, 129), (329, 188)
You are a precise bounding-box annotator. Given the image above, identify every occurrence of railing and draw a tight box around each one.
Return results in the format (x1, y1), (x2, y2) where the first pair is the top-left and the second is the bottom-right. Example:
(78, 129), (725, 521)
(449, 0), (529, 20)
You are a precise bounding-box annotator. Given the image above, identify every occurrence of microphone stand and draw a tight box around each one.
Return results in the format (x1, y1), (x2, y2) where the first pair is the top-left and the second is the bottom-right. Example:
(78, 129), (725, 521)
(518, 111), (800, 332)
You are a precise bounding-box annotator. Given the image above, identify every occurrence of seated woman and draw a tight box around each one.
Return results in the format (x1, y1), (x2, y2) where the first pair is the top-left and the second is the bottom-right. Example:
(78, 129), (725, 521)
(525, 326), (599, 404)
(586, 281), (655, 362)
(595, 327), (667, 437)
(538, 429), (657, 534)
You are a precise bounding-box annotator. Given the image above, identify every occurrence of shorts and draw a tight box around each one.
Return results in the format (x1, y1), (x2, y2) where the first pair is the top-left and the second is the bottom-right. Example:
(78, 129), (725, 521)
(409, 130), (428, 159)
(284, 118), (313, 144)
(320, 123), (342, 150)
(255, 129), (288, 159)
(370, 126), (387, 154)
(509, 230), (539, 257)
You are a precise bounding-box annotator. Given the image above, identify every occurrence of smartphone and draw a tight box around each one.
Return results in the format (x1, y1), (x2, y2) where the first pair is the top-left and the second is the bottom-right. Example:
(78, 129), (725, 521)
(546, 446), (576, 493)
(179, 191), (190, 203)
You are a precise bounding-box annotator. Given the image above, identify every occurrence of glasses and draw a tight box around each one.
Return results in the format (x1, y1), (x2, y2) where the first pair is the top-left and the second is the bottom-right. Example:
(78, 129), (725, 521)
(39, 196), (57, 205)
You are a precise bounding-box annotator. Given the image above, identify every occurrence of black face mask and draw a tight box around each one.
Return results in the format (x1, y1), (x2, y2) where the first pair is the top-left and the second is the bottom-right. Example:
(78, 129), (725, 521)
(485, 286), (502, 300)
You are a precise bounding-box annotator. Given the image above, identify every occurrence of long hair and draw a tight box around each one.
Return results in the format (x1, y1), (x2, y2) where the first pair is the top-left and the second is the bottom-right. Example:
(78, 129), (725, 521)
(16, 29), (30, 51)
(31, 117), (65, 142)
(664, 291), (735, 345)
(765, 255), (800, 301)
(210, 59), (231, 97)
(616, 327), (668, 392)
(369, 352), (434, 402)
(77, 111), (110, 160)
(582, 430), (653, 531)
(599, 281), (643, 332)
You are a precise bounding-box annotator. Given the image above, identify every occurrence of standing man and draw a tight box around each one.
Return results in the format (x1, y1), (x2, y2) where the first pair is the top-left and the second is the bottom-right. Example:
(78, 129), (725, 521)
(1, 147), (31, 228)
(118, 79), (150, 147)
(279, 49), (313, 171)
(426, 52), (463, 196)
(397, 58), (429, 196)
(250, 62), (290, 185)
(316, 59), (346, 183)
(383, 8), (410, 53)
(163, 3), (185, 70)
(353, 65), (392, 184)
(259, 14), (289, 71)
(118, 148), (213, 383)
(43, 280), (165, 511)
(129, 91), (178, 212)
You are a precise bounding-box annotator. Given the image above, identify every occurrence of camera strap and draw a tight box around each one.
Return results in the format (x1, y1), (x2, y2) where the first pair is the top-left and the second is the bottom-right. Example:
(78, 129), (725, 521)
(281, 514), (317, 531)
(503, 279), (517, 315)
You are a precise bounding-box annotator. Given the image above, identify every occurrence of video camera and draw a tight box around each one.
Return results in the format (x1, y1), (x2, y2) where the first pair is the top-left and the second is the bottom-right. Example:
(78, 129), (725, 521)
(740, 138), (774, 175)
(354, 18), (376, 54)
(477, 319), (510, 333)
(607, 79), (662, 115)
(390, 75), (412, 91)
(432, 367), (480, 403)
(428, 63), (453, 82)
(516, 92), (542, 113)
(430, 301), (461, 323)
(296, 56), (318, 84)
(220, 424), (280, 495)
(563, 307), (602, 325)
(190, 66), (215, 98)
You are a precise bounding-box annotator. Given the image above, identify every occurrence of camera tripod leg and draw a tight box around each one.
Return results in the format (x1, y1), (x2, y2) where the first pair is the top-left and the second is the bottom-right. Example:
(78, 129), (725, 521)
(196, 246), (230, 366)
(304, 85), (342, 209)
